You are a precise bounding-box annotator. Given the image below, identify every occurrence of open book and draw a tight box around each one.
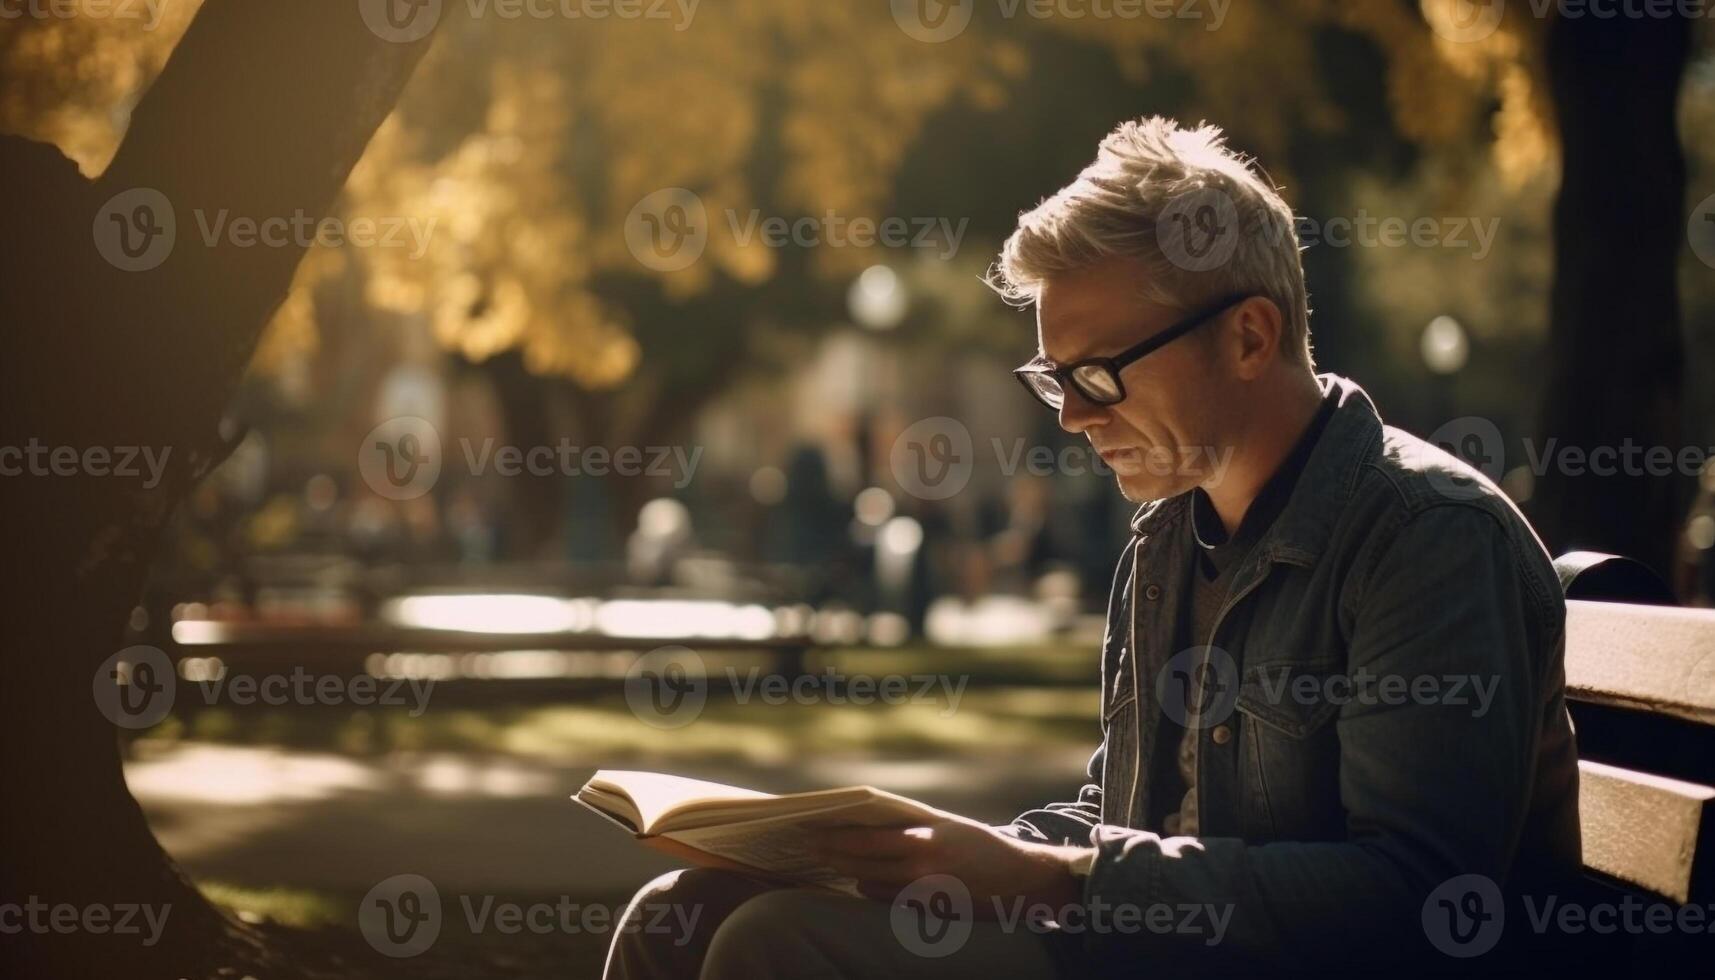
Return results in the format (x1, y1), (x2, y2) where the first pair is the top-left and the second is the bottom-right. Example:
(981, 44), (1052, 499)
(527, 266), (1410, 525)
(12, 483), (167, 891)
(574, 770), (941, 895)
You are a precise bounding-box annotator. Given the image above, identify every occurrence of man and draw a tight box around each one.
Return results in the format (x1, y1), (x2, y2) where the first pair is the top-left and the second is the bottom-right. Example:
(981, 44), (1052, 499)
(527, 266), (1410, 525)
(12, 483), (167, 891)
(604, 117), (1580, 978)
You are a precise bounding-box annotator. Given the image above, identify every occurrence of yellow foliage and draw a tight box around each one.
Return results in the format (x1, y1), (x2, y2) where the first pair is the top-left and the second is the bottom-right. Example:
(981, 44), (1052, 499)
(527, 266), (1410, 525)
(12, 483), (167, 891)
(0, 0), (203, 174)
(1, 0), (1555, 386)
(329, 4), (1029, 386)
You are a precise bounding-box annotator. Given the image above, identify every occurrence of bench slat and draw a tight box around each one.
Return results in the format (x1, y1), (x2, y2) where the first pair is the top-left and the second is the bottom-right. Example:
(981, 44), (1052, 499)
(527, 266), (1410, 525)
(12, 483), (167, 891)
(1565, 600), (1715, 726)
(1578, 759), (1714, 904)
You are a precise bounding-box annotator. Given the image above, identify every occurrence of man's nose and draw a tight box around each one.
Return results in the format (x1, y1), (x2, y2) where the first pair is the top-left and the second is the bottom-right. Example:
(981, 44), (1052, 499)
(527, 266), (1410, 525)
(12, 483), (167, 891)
(1057, 388), (1110, 435)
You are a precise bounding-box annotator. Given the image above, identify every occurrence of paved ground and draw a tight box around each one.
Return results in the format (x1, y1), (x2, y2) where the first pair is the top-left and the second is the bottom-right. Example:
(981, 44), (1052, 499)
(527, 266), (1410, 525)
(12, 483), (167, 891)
(127, 739), (1093, 977)
(131, 743), (1091, 897)
(123, 670), (1101, 979)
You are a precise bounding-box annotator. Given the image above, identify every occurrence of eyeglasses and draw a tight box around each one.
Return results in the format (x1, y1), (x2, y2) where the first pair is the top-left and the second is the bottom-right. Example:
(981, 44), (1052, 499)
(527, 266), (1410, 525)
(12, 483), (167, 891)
(1012, 293), (1253, 411)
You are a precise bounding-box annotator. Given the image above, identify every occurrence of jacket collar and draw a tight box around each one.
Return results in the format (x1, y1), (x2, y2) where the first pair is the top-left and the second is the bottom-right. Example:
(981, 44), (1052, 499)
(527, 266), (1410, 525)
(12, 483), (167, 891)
(1128, 374), (1381, 568)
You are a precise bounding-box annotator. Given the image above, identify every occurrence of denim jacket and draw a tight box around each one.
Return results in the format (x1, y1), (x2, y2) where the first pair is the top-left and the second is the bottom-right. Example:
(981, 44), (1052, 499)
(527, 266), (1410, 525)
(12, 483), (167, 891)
(1007, 375), (1581, 973)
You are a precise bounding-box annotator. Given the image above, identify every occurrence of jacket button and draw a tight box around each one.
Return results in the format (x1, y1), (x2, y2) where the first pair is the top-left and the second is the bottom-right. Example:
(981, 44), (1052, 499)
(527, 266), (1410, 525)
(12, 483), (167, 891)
(1211, 725), (1232, 745)
(1145, 584), (1162, 600)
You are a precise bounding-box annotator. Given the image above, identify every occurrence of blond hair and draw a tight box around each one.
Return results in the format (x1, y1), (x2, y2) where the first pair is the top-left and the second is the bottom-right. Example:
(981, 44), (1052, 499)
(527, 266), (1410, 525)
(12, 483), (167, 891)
(991, 117), (1313, 365)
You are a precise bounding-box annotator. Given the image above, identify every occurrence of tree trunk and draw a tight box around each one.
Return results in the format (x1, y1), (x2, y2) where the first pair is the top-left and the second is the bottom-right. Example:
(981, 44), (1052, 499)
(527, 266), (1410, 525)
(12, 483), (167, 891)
(474, 350), (566, 558)
(1534, 12), (1690, 577)
(0, 3), (434, 977)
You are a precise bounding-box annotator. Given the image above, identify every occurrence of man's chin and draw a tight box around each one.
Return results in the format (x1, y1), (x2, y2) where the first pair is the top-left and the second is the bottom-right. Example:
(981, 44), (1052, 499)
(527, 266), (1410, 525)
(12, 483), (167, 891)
(1114, 474), (1193, 505)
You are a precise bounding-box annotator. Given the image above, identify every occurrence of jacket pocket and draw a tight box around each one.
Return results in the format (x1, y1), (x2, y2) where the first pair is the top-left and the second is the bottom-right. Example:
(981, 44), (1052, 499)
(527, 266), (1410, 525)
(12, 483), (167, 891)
(1233, 661), (1344, 839)
(1234, 662), (1342, 738)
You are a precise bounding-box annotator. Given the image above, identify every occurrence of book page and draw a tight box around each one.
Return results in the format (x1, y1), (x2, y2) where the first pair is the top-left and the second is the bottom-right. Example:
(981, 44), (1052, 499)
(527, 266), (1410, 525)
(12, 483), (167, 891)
(666, 820), (857, 893)
(660, 796), (940, 896)
(581, 769), (941, 835)
(583, 770), (774, 834)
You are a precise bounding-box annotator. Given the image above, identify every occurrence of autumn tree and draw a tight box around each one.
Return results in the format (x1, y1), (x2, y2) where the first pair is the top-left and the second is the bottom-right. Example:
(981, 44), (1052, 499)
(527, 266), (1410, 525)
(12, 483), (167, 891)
(306, 2), (1700, 569)
(0, 3), (434, 976)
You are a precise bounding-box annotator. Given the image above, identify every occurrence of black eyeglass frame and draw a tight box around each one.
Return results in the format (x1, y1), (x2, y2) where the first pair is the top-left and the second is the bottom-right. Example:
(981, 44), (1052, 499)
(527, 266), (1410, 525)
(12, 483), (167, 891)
(1012, 293), (1255, 410)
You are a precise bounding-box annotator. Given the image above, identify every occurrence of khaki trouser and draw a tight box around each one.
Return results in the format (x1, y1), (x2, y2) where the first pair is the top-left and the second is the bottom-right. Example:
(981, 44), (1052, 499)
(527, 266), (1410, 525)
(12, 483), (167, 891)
(603, 868), (1066, 979)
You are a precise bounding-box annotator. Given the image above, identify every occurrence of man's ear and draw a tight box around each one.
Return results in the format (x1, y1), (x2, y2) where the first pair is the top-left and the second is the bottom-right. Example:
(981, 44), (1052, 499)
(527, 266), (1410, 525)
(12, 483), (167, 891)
(1231, 297), (1283, 380)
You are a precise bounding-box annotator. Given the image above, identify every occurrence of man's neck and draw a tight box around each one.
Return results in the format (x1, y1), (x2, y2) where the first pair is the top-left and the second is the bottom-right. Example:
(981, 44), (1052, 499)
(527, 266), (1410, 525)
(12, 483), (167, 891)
(1202, 373), (1325, 536)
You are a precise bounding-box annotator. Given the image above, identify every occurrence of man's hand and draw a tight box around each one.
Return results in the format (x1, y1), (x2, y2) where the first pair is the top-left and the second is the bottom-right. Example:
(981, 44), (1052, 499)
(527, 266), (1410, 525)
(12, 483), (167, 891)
(812, 813), (1093, 919)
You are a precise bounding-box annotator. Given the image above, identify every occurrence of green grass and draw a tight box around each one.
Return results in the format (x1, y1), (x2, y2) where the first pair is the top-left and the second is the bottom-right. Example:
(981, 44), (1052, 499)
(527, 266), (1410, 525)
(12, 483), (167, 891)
(199, 881), (345, 928)
(135, 687), (1098, 765)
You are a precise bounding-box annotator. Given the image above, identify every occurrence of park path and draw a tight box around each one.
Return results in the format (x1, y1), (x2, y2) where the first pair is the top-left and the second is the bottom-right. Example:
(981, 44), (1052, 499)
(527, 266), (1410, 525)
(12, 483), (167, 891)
(128, 742), (1092, 899)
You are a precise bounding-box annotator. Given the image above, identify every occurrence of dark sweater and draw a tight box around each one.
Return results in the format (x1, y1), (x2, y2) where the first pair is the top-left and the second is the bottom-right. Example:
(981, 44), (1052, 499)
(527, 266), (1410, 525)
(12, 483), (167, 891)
(1153, 396), (1336, 835)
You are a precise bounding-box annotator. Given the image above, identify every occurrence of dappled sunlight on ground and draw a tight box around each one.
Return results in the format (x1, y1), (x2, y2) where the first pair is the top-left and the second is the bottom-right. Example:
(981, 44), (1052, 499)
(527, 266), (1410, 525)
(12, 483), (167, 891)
(128, 743), (569, 805)
(414, 755), (559, 798)
(130, 741), (1093, 898)
(130, 687), (1100, 768)
(127, 687), (1101, 903)
(126, 667), (1104, 940)
(126, 743), (378, 804)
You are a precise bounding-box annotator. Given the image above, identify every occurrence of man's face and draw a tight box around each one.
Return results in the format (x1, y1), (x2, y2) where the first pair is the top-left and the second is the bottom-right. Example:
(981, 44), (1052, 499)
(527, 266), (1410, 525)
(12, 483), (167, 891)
(1035, 256), (1235, 503)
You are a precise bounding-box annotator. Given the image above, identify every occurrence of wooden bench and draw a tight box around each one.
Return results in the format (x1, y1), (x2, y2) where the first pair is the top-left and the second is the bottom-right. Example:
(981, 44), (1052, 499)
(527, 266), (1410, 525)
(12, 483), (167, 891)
(1557, 561), (1715, 963)
(1565, 599), (1715, 905)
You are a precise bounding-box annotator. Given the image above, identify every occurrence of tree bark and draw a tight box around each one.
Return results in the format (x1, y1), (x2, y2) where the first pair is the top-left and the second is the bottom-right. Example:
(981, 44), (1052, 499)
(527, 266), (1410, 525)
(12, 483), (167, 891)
(1534, 12), (1690, 577)
(474, 349), (564, 557)
(0, 3), (435, 977)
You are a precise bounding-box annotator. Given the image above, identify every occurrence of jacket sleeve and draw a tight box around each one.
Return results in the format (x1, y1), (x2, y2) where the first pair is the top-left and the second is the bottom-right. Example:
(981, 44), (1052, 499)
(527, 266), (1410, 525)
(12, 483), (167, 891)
(997, 537), (1140, 843)
(1000, 742), (1105, 844)
(1075, 503), (1563, 970)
